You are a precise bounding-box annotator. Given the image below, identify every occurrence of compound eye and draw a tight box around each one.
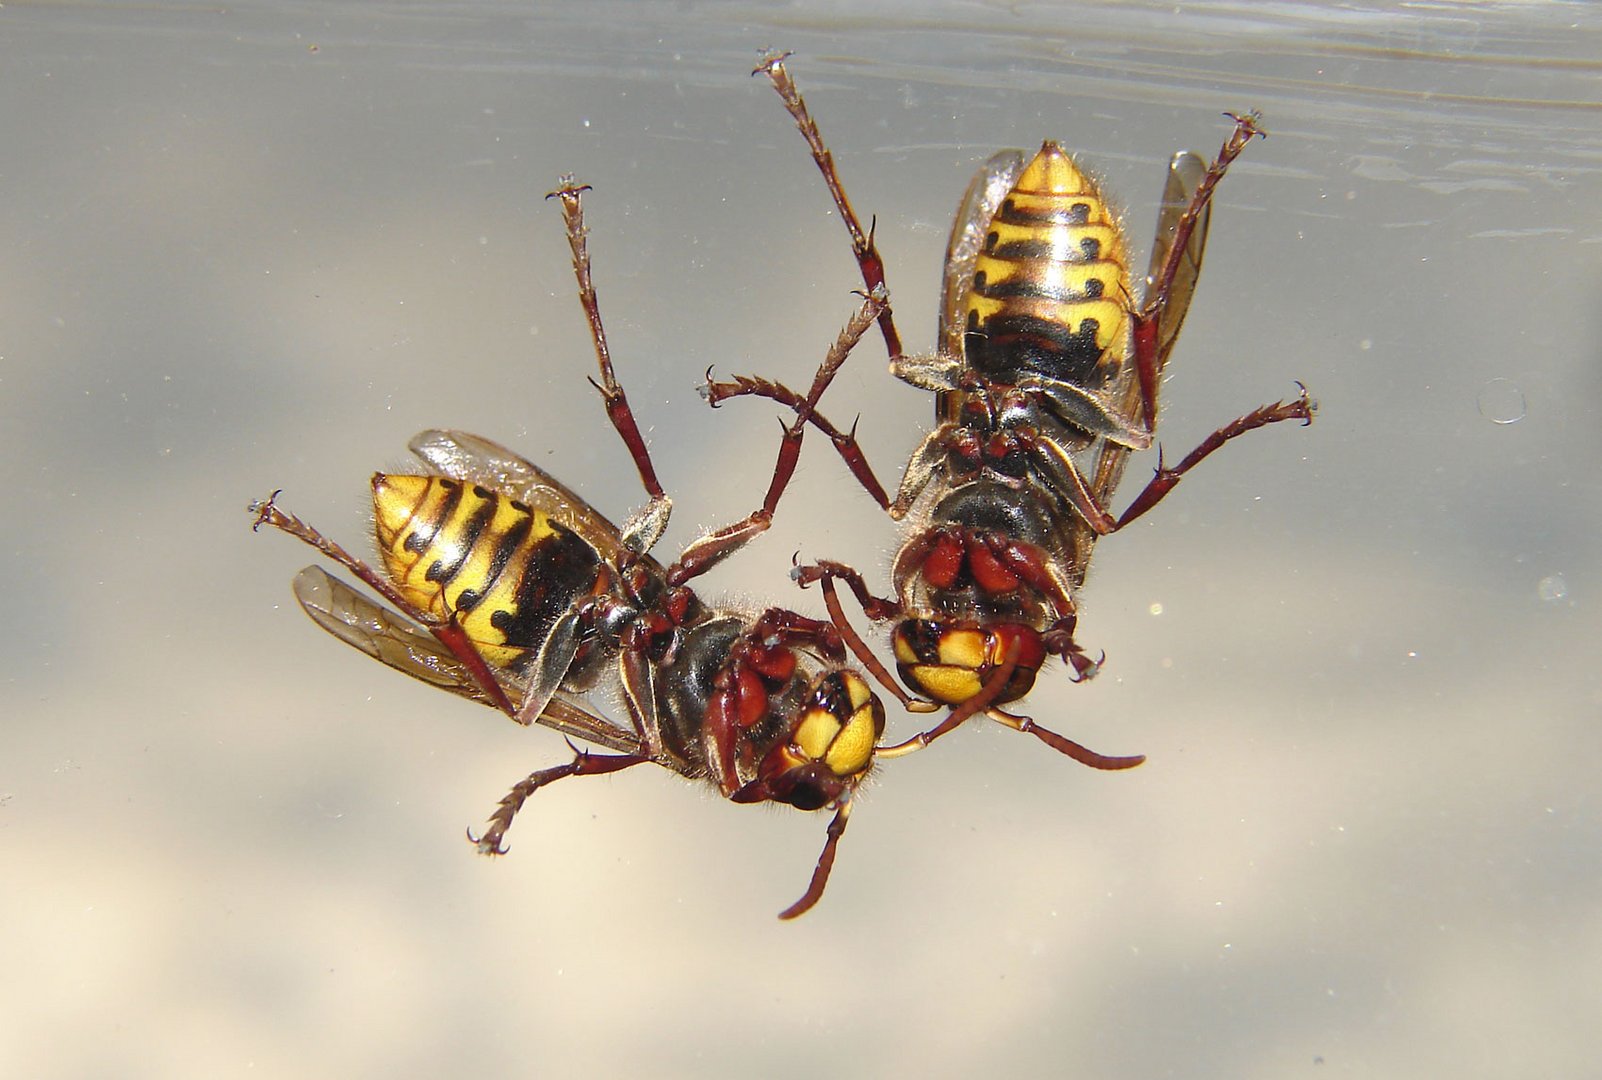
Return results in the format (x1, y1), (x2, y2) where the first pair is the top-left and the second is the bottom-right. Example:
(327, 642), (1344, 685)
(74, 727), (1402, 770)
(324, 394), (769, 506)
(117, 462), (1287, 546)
(776, 774), (831, 812)
(1002, 662), (1041, 701)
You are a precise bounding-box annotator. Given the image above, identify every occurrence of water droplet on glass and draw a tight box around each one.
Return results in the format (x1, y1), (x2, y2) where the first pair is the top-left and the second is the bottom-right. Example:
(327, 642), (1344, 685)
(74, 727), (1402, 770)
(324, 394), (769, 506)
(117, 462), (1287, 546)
(1537, 574), (1567, 602)
(1477, 378), (1526, 424)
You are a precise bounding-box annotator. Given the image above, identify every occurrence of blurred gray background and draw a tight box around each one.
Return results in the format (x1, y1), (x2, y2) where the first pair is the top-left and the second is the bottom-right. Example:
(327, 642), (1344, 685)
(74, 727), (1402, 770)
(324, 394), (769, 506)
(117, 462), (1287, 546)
(4, 2), (1599, 1077)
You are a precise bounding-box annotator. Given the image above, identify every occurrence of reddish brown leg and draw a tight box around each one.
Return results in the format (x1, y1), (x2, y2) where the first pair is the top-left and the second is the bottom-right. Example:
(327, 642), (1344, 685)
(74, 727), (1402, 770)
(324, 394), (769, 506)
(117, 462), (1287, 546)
(809, 568), (933, 714)
(794, 559), (902, 621)
(250, 493), (520, 719)
(547, 179), (670, 517)
(667, 291), (885, 586)
(746, 606), (847, 662)
(704, 372), (892, 511)
(1042, 612), (1101, 681)
(1132, 111), (1265, 434)
(756, 49), (904, 360)
(987, 709), (1146, 770)
(872, 643), (1143, 767)
(470, 746), (649, 855)
(792, 559), (942, 711)
(777, 800), (852, 920)
(1114, 385), (1315, 528)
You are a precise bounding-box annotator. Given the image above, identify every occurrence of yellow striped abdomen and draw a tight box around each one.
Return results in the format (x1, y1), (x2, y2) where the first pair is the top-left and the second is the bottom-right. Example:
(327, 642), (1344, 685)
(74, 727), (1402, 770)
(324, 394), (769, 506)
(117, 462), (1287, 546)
(966, 142), (1131, 389)
(371, 474), (606, 670)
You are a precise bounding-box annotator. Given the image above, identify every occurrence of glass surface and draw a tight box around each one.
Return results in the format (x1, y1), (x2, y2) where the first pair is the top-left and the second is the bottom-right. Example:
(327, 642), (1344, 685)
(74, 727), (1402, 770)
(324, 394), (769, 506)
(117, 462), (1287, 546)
(3, 2), (1598, 1076)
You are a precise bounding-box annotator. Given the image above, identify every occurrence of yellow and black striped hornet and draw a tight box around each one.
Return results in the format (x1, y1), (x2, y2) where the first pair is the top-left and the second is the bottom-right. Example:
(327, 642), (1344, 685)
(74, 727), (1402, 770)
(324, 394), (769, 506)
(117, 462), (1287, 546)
(249, 179), (891, 919)
(708, 51), (1314, 764)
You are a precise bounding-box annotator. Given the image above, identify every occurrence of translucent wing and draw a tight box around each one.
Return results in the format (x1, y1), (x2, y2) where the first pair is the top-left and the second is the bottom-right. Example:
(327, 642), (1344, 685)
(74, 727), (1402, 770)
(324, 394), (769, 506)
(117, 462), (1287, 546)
(292, 565), (494, 703)
(407, 429), (652, 572)
(290, 565), (642, 755)
(938, 150), (1025, 361)
(1082, 151), (1213, 549)
(533, 696), (644, 757)
(1142, 150), (1210, 375)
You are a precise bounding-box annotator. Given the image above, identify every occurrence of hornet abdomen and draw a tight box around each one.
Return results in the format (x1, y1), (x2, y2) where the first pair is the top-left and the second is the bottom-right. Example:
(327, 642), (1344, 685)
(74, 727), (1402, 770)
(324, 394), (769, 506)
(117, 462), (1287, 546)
(372, 474), (607, 670)
(966, 142), (1131, 400)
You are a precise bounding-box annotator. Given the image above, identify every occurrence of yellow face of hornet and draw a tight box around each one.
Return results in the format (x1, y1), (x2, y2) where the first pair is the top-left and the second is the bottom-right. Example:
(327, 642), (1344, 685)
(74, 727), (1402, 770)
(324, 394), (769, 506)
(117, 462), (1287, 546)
(754, 669), (886, 812)
(965, 142), (1132, 383)
(787, 670), (884, 781)
(890, 621), (1046, 708)
(371, 473), (607, 670)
